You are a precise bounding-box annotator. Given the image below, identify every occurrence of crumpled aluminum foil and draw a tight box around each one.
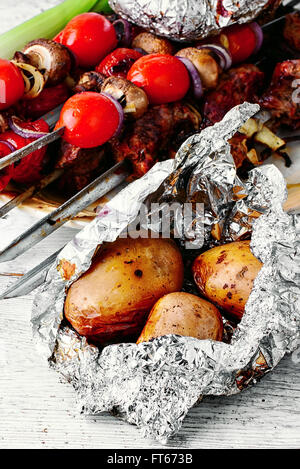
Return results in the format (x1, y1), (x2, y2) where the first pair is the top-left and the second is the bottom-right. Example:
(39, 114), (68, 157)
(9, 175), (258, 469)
(109, 0), (273, 41)
(32, 103), (300, 443)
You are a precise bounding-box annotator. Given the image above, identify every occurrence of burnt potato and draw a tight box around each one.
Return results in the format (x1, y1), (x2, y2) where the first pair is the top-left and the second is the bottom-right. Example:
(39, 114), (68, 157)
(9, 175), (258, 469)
(192, 240), (262, 320)
(137, 292), (223, 343)
(64, 237), (184, 343)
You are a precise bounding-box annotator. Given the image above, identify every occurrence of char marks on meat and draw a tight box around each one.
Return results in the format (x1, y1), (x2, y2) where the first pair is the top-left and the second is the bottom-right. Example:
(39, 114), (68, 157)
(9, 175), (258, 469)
(56, 141), (106, 194)
(260, 59), (300, 129)
(109, 101), (201, 178)
(202, 64), (265, 127)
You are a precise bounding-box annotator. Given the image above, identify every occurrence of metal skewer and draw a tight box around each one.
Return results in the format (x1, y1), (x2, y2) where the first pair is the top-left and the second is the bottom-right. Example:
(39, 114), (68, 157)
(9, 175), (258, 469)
(0, 168), (63, 218)
(0, 160), (129, 263)
(0, 248), (62, 300)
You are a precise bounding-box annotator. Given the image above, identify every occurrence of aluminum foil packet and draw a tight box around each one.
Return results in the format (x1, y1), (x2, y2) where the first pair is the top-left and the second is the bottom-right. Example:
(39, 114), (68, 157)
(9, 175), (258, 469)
(32, 103), (300, 443)
(109, 0), (275, 41)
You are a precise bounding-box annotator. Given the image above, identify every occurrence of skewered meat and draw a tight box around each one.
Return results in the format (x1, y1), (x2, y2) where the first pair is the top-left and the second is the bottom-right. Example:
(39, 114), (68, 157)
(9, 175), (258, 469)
(202, 64), (265, 127)
(283, 12), (300, 52)
(260, 59), (300, 129)
(109, 101), (201, 178)
(56, 142), (106, 194)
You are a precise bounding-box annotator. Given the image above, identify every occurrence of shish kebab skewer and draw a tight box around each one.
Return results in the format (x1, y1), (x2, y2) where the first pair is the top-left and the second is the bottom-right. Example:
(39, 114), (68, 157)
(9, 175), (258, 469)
(0, 6), (297, 173)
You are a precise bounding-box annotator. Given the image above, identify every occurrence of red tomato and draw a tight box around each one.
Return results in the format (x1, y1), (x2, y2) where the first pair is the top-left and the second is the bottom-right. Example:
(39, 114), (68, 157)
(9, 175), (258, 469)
(1, 119), (49, 184)
(96, 48), (143, 79)
(0, 59), (25, 111)
(219, 24), (257, 64)
(61, 13), (117, 68)
(55, 92), (121, 148)
(0, 142), (14, 191)
(127, 54), (190, 105)
(53, 29), (64, 43)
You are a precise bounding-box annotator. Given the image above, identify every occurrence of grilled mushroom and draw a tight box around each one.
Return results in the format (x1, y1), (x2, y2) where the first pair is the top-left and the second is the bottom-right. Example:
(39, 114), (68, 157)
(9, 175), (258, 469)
(132, 32), (174, 55)
(22, 38), (72, 85)
(74, 71), (106, 93)
(176, 47), (219, 89)
(101, 76), (149, 119)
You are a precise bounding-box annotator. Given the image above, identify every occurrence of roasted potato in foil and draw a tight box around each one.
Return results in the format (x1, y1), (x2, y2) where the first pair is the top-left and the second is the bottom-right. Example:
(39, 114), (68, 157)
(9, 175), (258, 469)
(64, 237), (184, 343)
(137, 292), (223, 343)
(192, 240), (262, 320)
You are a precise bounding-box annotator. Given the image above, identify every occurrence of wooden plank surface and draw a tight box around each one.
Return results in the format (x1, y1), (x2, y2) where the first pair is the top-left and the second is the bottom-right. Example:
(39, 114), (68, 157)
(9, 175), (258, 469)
(0, 0), (300, 450)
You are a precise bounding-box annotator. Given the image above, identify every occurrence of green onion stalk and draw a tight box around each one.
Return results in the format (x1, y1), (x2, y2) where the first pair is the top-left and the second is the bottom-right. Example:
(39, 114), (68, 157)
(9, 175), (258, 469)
(0, 0), (113, 60)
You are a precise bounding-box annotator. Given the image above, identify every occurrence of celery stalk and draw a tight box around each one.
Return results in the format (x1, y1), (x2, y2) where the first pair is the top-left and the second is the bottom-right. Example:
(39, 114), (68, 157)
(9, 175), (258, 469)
(92, 0), (113, 14)
(0, 0), (99, 60)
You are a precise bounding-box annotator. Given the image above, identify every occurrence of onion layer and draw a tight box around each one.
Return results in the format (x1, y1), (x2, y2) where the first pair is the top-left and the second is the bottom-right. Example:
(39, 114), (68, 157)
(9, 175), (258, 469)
(197, 44), (232, 70)
(249, 22), (264, 55)
(0, 140), (15, 152)
(113, 19), (132, 47)
(8, 116), (49, 139)
(101, 92), (124, 138)
(11, 61), (45, 99)
(177, 56), (203, 99)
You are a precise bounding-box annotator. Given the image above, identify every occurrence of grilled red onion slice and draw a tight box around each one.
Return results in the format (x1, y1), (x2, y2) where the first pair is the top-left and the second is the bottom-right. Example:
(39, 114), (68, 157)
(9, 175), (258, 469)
(177, 56), (203, 99)
(8, 116), (49, 139)
(113, 18), (132, 47)
(250, 22), (264, 55)
(133, 47), (148, 56)
(197, 44), (232, 70)
(101, 92), (124, 138)
(0, 140), (15, 152)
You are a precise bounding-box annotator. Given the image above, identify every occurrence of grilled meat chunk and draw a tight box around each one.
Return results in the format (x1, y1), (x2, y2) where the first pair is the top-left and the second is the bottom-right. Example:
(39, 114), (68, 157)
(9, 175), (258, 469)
(283, 12), (300, 52)
(109, 102), (200, 178)
(260, 60), (300, 129)
(56, 141), (106, 194)
(202, 64), (264, 127)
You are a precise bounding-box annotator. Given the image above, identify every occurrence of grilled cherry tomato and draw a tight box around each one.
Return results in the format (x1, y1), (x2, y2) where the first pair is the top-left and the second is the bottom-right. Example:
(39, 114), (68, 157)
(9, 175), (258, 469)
(0, 58), (25, 111)
(55, 92), (121, 148)
(19, 83), (70, 119)
(127, 54), (190, 105)
(53, 30), (64, 43)
(0, 142), (14, 191)
(60, 13), (117, 68)
(96, 48), (143, 79)
(1, 119), (50, 184)
(218, 23), (258, 64)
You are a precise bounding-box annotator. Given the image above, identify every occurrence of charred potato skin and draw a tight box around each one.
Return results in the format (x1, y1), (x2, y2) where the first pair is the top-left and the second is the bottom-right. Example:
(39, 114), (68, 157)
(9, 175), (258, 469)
(192, 241), (262, 320)
(64, 237), (184, 343)
(137, 292), (223, 344)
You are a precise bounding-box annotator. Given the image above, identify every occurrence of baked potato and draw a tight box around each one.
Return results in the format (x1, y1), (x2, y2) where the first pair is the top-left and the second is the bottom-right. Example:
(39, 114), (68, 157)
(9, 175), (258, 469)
(192, 240), (262, 320)
(64, 237), (184, 343)
(137, 292), (223, 343)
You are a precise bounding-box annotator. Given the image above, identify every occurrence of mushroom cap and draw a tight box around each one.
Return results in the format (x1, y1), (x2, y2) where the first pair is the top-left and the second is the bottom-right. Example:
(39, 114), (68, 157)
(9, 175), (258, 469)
(23, 38), (72, 86)
(102, 76), (149, 119)
(176, 47), (219, 90)
(132, 32), (174, 55)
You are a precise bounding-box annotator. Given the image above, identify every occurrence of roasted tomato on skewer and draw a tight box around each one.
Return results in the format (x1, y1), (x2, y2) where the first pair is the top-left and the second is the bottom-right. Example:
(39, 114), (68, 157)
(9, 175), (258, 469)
(0, 58), (25, 110)
(0, 141), (14, 191)
(96, 48), (143, 79)
(0, 118), (50, 184)
(127, 54), (190, 105)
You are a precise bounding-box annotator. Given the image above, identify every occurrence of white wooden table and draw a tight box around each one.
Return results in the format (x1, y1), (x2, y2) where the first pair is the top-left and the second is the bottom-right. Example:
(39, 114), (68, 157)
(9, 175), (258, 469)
(0, 1), (300, 450)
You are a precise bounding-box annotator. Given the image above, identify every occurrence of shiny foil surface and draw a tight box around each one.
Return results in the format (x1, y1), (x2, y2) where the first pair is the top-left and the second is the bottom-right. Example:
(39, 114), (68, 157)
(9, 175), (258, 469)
(32, 103), (300, 442)
(109, 0), (273, 41)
